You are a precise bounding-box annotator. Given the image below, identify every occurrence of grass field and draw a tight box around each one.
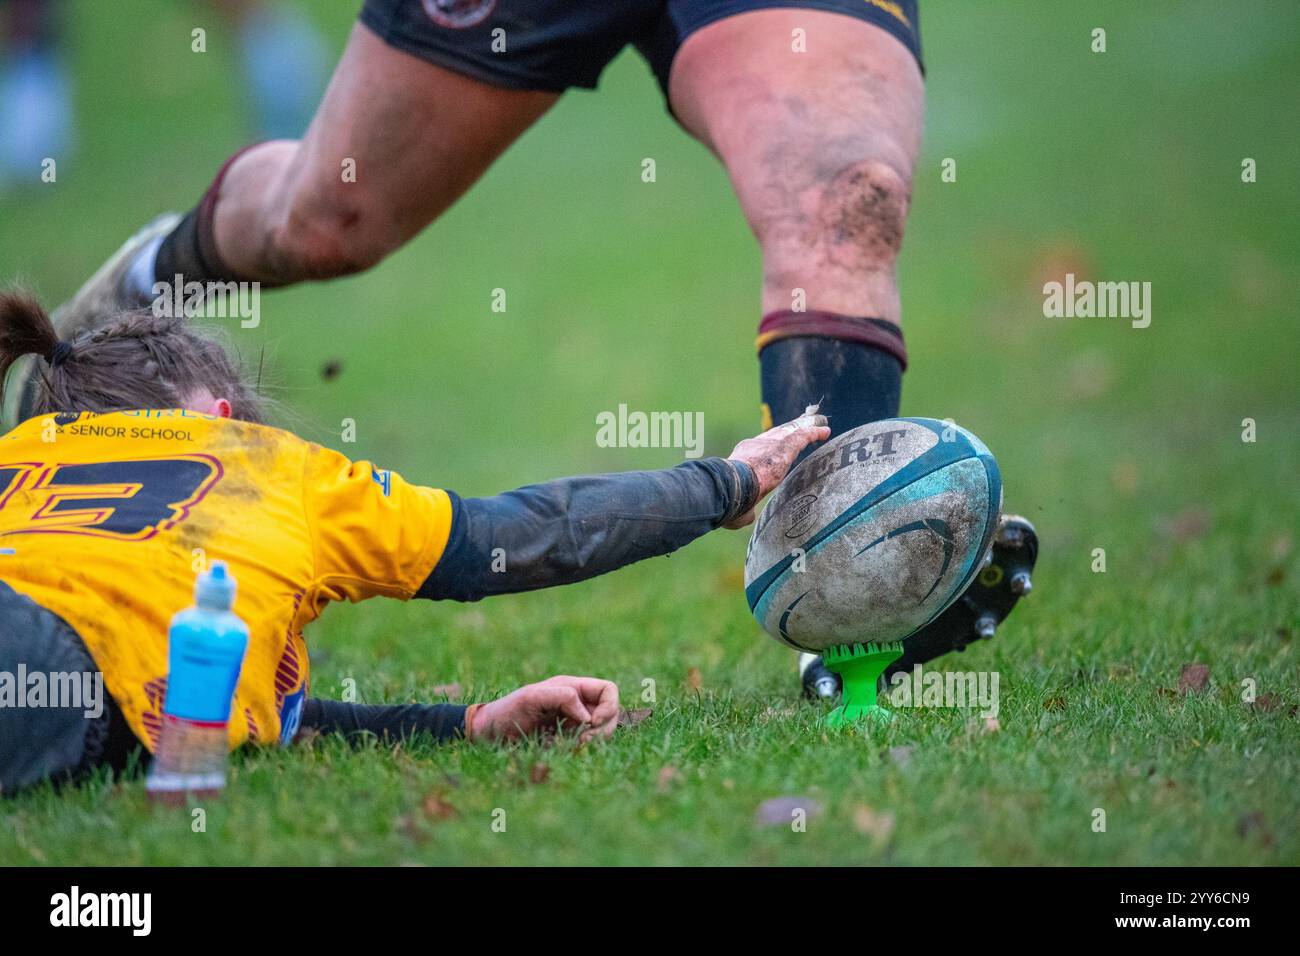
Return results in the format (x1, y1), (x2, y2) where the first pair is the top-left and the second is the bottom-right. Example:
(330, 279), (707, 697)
(1, 1), (1297, 865)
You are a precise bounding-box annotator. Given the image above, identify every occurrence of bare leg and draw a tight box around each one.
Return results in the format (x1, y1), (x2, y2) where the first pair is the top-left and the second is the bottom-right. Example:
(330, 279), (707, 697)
(15, 21), (559, 422)
(669, 8), (923, 323)
(210, 23), (557, 282)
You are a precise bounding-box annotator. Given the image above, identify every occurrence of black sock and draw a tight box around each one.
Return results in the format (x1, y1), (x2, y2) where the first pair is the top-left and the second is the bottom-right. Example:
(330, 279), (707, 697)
(759, 336), (903, 444)
(154, 208), (224, 287)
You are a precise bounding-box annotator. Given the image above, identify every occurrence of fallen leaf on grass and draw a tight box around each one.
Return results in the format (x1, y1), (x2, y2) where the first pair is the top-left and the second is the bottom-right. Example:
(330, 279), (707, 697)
(617, 708), (653, 728)
(1249, 694), (1280, 712)
(1236, 812), (1273, 847)
(755, 796), (822, 827)
(852, 804), (896, 845)
(685, 667), (703, 691)
(657, 766), (683, 793)
(395, 814), (424, 844)
(529, 763), (550, 785)
(1178, 663), (1211, 694)
(1160, 508), (1209, 541)
(1042, 696), (1067, 711)
(1030, 240), (1095, 291)
(421, 791), (458, 822)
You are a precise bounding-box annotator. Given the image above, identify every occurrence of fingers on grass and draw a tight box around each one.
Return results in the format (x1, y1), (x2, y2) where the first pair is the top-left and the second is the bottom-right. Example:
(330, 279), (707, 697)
(549, 686), (593, 726)
(549, 675), (618, 709)
(588, 685), (620, 731)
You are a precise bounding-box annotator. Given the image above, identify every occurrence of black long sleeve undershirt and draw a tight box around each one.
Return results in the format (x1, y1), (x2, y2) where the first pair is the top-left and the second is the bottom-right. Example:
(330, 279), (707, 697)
(299, 698), (468, 744)
(417, 457), (758, 602)
(296, 459), (756, 747)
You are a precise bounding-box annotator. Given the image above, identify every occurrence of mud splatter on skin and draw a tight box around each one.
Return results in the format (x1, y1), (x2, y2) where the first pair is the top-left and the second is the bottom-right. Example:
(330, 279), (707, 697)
(746, 89), (913, 304)
(819, 160), (910, 259)
(755, 112), (894, 246)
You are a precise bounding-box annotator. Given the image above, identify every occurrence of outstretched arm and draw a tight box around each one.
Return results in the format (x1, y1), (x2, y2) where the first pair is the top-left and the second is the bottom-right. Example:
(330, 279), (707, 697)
(418, 411), (828, 602)
(299, 676), (621, 746)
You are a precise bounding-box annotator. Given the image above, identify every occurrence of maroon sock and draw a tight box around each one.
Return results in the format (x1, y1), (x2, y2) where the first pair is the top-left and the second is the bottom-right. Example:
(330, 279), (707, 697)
(154, 143), (268, 287)
(757, 309), (906, 442)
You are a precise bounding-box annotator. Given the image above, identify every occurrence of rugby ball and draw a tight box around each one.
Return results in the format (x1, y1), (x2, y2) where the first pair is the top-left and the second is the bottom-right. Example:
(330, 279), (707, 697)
(743, 418), (1002, 653)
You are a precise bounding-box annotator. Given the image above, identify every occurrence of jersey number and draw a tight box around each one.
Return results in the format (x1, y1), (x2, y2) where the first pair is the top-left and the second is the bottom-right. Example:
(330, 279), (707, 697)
(0, 456), (223, 541)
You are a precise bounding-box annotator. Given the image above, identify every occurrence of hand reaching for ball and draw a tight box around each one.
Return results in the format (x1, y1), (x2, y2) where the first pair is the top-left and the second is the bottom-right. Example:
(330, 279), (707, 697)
(725, 405), (831, 529)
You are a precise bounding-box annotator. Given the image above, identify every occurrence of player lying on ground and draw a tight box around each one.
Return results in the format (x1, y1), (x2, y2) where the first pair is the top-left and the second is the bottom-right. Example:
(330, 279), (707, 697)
(0, 291), (828, 793)
(4, 1), (1036, 701)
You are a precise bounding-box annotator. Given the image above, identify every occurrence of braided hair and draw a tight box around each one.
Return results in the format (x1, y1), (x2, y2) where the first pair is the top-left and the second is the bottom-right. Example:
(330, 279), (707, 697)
(0, 291), (265, 423)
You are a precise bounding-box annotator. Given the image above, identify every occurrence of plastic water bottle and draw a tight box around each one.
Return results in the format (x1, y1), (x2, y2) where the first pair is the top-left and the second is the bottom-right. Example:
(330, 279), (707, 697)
(146, 561), (249, 804)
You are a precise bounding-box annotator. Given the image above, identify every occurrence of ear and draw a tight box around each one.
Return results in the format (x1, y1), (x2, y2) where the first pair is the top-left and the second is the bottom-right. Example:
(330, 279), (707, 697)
(209, 397), (233, 419)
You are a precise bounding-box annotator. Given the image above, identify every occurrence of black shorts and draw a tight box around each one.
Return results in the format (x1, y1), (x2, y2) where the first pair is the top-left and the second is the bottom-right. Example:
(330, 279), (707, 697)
(359, 0), (922, 96)
(0, 580), (141, 794)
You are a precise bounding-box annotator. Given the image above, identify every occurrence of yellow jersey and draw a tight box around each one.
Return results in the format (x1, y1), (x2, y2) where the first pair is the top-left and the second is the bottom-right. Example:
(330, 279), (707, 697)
(0, 409), (454, 751)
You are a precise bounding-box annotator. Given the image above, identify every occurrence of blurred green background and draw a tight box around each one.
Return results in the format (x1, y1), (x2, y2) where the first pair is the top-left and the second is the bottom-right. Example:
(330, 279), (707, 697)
(0, 0), (1296, 865)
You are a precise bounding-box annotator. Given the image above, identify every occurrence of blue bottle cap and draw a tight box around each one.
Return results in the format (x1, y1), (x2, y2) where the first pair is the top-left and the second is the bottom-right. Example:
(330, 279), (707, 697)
(195, 560), (237, 610)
